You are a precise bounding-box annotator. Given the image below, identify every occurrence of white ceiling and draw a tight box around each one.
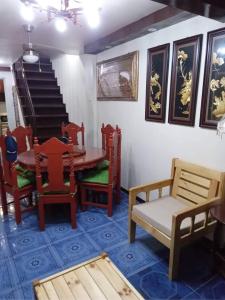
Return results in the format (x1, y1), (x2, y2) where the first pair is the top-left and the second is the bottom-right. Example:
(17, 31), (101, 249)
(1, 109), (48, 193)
(0, 0), (166, 65)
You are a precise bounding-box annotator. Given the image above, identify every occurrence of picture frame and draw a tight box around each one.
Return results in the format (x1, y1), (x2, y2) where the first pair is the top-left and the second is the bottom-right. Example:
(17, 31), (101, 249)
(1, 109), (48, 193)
(168, 34), (202, 126)
(97, 51), (138, 101)
(145, 43), (170, 122)
(200, 27), (225, 129)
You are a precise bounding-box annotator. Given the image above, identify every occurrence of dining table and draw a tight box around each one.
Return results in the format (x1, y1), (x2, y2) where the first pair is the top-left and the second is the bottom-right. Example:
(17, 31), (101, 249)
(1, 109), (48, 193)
(17, 146), (106, 171)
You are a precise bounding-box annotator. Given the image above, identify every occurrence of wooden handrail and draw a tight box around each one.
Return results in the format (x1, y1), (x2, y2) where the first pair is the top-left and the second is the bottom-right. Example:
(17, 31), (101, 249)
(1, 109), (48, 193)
(13, 58), (36, 135)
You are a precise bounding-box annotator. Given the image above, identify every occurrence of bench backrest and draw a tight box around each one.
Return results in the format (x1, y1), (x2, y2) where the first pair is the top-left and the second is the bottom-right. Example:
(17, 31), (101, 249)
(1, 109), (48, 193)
(171, 158), (224, 205)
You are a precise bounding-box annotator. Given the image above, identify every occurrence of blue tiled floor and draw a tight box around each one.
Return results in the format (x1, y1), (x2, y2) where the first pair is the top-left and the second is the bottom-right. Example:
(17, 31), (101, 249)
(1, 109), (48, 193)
(0, 190), (225, 299)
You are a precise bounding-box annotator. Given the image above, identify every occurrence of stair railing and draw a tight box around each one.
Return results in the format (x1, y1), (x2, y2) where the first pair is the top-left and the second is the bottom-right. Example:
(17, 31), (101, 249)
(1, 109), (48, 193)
(13, 58), (37, 136)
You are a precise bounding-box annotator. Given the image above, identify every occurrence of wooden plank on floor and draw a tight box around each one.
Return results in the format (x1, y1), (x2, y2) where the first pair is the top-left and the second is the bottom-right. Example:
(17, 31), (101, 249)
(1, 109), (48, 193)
(63, 270), (91, 300)
(43, 281), (59, 300)
(34, 284), (49, 300)
(96, 259), (141, 300)
(51, 276), (75, 300)
(75, 266), (107, 300)
(85, 262), (122, 300)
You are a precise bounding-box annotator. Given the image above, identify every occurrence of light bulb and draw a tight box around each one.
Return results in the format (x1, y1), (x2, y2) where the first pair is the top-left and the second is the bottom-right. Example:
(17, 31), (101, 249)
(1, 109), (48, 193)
(20, 5), (34, 22)
(55, 18), (67, 33)
(86, 11), (100, 28)
(83, 0), (101, 28)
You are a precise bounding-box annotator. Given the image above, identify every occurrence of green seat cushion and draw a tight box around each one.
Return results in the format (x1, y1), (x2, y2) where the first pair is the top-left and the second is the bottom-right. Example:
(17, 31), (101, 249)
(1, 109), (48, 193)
(16, 164), (35, 182)
(15, 164), (26, 173)
(96, 159), (109, 170)
(17, 175), (33, 189)
(81, 168), (109, 184)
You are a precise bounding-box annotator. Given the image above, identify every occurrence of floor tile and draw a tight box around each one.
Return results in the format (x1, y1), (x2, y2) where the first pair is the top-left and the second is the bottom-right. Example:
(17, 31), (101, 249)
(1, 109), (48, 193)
(178, 242), (215, 290)
(128, 261), (193, 300)
(7, 230), (48, 256)
(0, 237), (11, 260)
(45, 222), (84, 243)
(0, 288), (20, 300)
(20, 282), (35, 300)
(0, 191), (225, 300)
(77, 210), (111, 232)
(2, 213), (38, 235)
(87, 222), (127, 250)
(117, 216), (148, 237)
(111, 199), (128, 220)
(52, 233), (100, 267)
(108, 240), (159, 276)
(13, 246), (60, 284)
(0, 260), (16, 292)
(195, 275), (225, 299)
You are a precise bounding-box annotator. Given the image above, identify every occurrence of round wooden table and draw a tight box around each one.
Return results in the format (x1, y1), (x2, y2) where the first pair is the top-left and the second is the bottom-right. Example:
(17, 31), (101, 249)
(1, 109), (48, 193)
(17, 146), (106, 171)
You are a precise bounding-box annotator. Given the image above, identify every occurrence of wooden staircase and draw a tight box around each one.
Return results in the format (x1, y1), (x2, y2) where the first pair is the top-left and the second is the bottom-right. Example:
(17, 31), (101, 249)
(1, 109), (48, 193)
(13, 57), (68, 142)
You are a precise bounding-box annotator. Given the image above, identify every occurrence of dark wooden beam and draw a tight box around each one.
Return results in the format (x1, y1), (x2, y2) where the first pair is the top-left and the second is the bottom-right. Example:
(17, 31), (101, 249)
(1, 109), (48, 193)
(151, 0), (225, 22)
(84, 6), (194, 54)
(0, 67), (11, 72)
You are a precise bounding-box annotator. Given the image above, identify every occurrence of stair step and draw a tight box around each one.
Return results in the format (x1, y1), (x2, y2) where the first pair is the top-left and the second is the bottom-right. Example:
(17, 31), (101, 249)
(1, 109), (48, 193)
(24, 70), (54, 74)
(30, 104), (65, 108)
(36, 124), (63, 129)
(23, 63), (53, 72)
(29, 85), (60, 90)
(27, 77), (57, 82)
(30, 95), (63, 99)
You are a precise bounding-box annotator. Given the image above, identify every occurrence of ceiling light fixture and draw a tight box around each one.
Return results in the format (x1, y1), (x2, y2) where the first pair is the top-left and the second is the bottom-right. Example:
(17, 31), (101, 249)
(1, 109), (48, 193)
(20, 0), (102, 32)
(22, 25), (39, 64)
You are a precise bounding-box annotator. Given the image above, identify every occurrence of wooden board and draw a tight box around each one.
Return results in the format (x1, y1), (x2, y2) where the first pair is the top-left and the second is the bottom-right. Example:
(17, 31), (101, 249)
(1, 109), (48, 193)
(33, 253), (144, 300)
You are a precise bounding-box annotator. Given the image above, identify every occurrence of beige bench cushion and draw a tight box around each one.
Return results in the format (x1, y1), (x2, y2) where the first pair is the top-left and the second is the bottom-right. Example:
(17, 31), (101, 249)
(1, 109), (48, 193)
(132, 196), (207, 237)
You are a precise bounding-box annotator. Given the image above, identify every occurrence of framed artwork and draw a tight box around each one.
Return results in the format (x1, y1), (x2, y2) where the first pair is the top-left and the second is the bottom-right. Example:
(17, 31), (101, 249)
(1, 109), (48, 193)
(145, 43), (170, 122)
(168, 34), (202, 126)
(200, 27), (225, 129)
(97, 51), (138, 101)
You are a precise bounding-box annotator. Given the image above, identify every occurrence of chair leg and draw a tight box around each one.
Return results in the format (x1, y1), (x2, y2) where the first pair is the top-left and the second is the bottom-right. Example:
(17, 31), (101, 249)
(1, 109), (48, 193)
(70, 198), (77, 229)
(0, 183), (8, 215)
(38, 201), (45, 231)
(128, 219), (136, 243)
(14, 192), (21, 225)
(169, 244), (181, 280)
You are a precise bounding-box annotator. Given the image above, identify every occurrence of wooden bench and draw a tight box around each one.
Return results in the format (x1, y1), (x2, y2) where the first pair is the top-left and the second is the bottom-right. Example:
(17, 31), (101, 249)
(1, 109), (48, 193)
(129, 158), (225, 280)
(33, 253), (144, 300)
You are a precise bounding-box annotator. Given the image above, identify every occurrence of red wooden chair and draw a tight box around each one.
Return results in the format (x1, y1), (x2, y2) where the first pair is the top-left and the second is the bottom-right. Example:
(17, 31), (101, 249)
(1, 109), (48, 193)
(7, 125), (33, 153)
(34, 137), (77, 230)
(79, 131), (120, 217)
(101, 123), (121, 203)
(0, 135), (35, 223)
(61, 122), (85, 146)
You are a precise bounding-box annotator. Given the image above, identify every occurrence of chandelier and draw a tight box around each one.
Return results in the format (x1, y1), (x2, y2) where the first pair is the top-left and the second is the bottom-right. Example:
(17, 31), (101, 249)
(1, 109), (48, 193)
(20, 0), (101, 32)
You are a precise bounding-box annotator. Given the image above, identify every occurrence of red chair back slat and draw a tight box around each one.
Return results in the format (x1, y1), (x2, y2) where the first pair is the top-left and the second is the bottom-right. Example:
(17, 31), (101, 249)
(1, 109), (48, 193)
(61, 122), (85, 146)
(8, 125), (33, 154)
(34, 137), (75, 195)
(0, 135), (13, 185)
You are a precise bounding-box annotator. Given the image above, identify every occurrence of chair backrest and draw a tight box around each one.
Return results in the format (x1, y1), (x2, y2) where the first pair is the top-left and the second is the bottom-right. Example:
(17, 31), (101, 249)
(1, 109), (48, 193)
(101, 123), (121, 161)
(107, 131), (120, 185)
(171, 158), (223, 205)
(0, 135), (14, 186)
(61, 122), (84, 146)
(7, 125), (33, 154)
(34, 137), (76, 194)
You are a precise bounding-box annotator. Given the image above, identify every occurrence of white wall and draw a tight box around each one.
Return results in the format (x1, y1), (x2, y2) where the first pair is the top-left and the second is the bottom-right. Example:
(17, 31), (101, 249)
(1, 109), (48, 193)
(96, 16), (225, 189)
(0, 71), (16, 129)
(51, 54), (97, 146)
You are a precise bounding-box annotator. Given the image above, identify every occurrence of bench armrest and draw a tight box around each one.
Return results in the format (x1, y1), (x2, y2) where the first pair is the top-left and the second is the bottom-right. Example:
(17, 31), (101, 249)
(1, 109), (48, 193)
(171, 196), (222, 239)
(129, 178), (173, 207)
